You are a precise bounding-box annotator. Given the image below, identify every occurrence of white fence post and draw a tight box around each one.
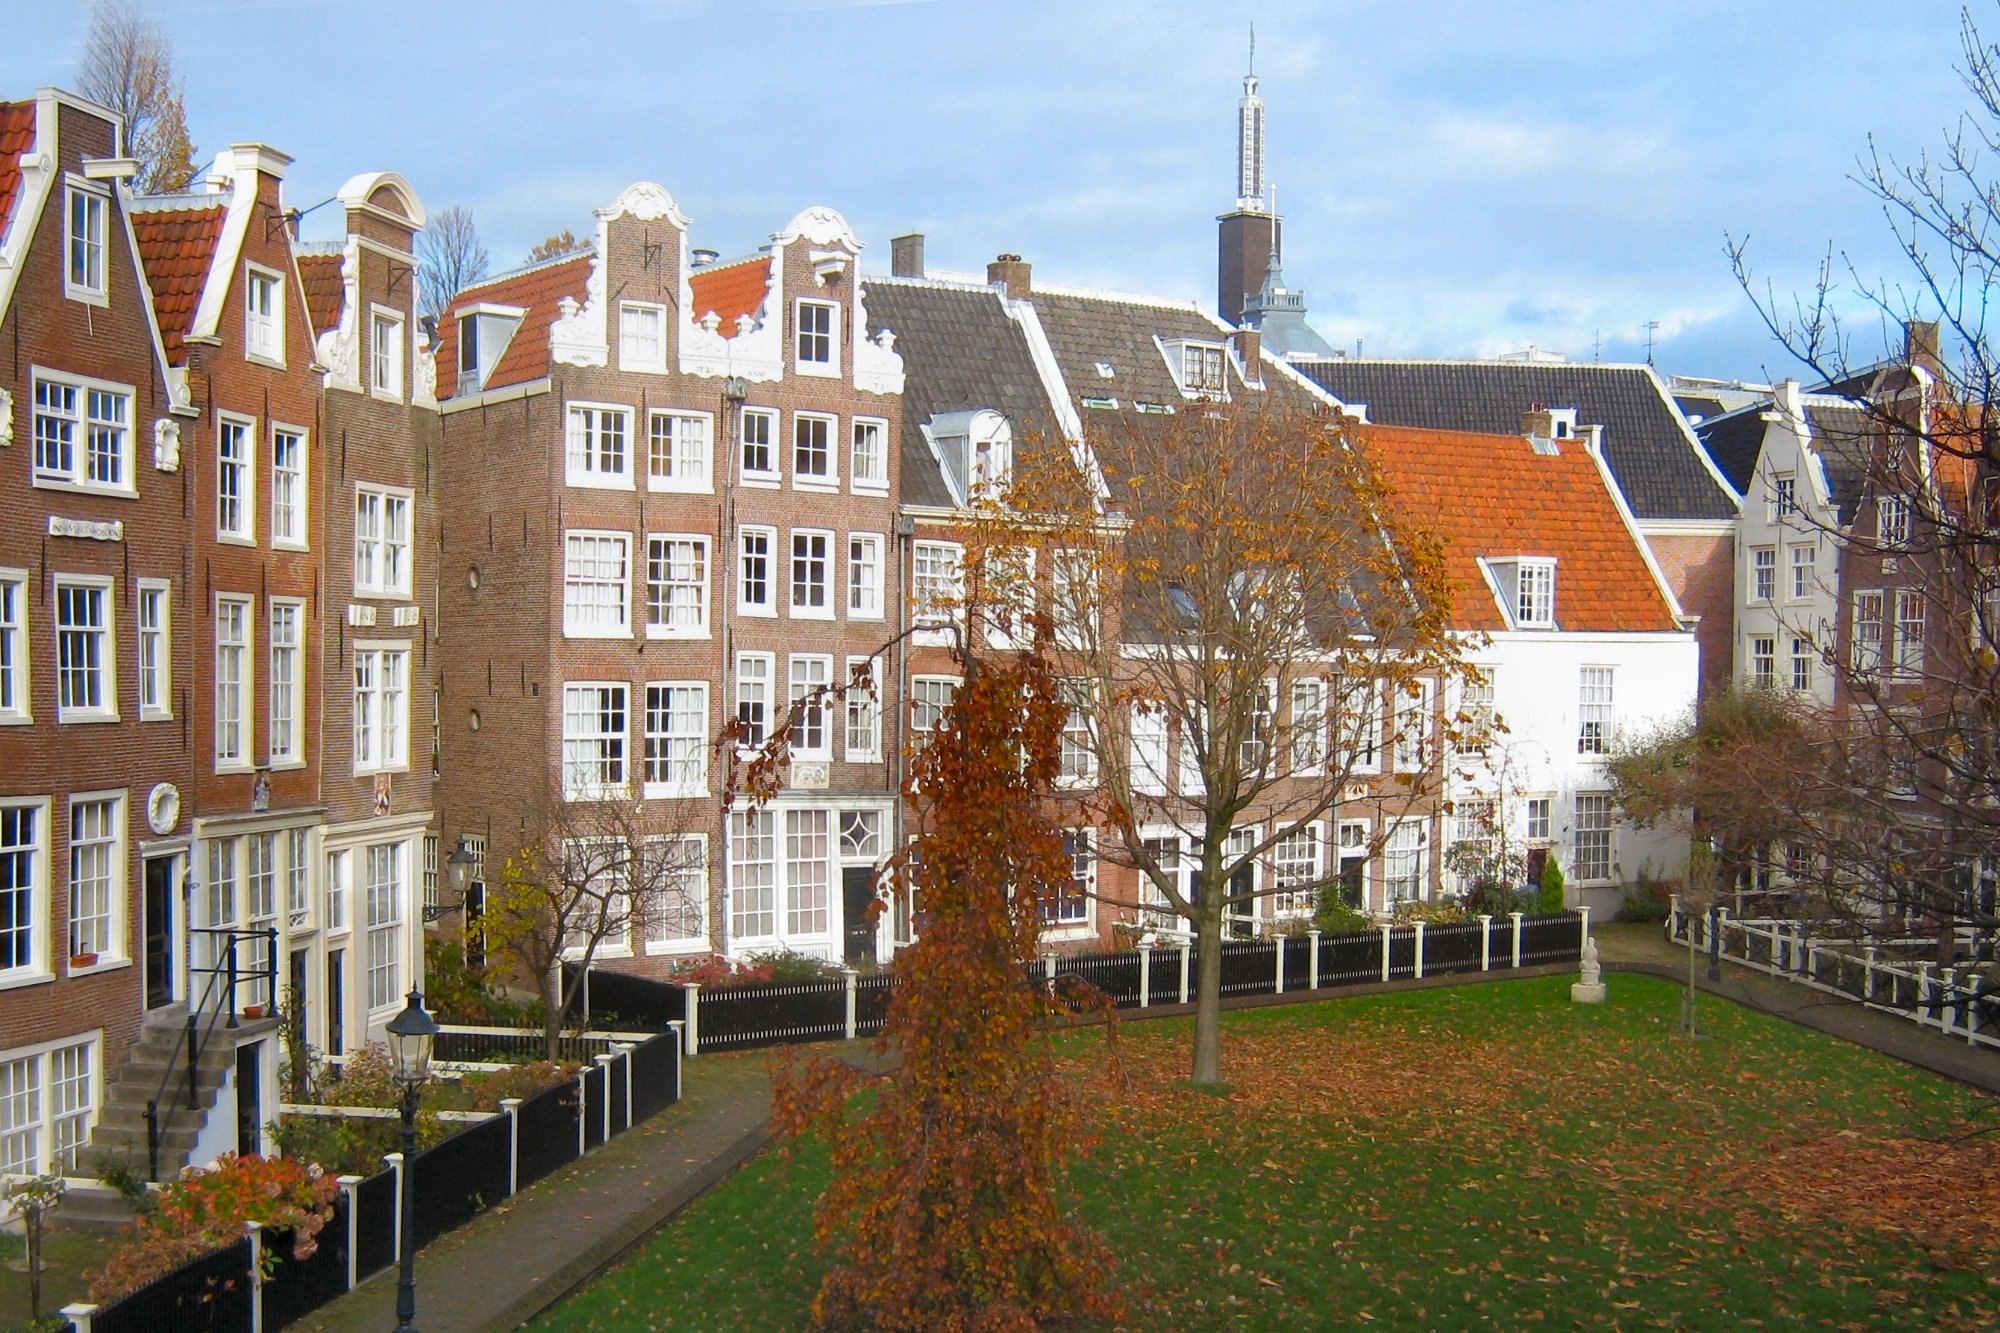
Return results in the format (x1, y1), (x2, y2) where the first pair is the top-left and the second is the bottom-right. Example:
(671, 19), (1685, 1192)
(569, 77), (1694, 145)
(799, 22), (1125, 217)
(1865, 946), (1878, 1004)
(1138, 941), (1152, 1008)
(1413, 921), (1426, 980)
(666, 1020), (685, 1102)
(1510, 912), (1524, 969)
(1274, 937), (1285, 994)
(684, 982), (701, 1056)
(1477, 915), (1493, 971)
(337, 1174), (361, 1289)
(1308, 930), (1321, 990)
(385, 1151), (405, 1266)
(1045, 955), (1058, 995)
(1380, 924), (1393, 983)
(595, 1054), (615, 1144)
(842, 968), (858, 1040)
(499, 1100), (521, 1196)
(245, 1220), (264, 1333)
(616, 1042), (634, 1131)
(59, 1305), (97, 1333)
(575, 1072), (589, 1156)
(1178, 943), (1191, 1004)
(1577, 906), (1591, 956)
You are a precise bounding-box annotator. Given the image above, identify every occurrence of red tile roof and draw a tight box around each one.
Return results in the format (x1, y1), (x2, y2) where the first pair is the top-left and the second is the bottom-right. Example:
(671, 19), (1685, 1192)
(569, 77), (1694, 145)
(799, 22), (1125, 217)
(296, 252), (345, 338)
(1362, 423), (1682, 634)
(131, 201), (226, 363)
(688, 256), (769, 338)
(0, 101), (35, 247)
(435, 253), (592, 396)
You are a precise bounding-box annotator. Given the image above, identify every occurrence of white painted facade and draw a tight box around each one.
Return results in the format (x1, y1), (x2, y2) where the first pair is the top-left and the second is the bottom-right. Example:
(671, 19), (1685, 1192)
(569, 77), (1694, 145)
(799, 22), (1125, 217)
(1731, 382), (1843, 705)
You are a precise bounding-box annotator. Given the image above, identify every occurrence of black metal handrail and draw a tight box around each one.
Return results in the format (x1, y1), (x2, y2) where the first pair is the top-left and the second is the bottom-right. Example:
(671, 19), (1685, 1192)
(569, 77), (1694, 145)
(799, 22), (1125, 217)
(141, 926), (279, 1181)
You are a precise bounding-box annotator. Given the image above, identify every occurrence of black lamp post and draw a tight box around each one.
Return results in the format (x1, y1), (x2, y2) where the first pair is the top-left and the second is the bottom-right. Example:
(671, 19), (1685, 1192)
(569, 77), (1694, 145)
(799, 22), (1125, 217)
(385, 988), (439, 1333)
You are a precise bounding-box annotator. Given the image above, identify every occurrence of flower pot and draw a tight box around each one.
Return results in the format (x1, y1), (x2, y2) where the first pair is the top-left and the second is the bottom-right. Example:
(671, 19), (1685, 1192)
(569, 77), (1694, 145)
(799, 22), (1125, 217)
(69, 952), (98, 969)
(243, 1004), (266, 1018)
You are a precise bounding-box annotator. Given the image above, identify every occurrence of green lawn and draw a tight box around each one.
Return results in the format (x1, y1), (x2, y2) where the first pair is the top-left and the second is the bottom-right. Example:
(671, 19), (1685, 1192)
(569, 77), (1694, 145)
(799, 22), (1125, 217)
(538, 975), (2000, 1331)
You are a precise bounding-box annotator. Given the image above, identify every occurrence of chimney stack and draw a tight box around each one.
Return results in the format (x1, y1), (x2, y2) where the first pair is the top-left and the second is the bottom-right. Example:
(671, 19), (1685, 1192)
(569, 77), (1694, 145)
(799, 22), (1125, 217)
(890, 233), (925, 279)
(1520, 405), (1555, 438)
(1905, 319), (1942, 375)
(1231, 325), (1262, 382)
(988, 253), (1031, 300)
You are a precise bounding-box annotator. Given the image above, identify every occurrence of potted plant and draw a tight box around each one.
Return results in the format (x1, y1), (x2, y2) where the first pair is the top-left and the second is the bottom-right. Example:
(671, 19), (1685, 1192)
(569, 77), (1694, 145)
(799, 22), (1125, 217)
(69, 950), (98, 969)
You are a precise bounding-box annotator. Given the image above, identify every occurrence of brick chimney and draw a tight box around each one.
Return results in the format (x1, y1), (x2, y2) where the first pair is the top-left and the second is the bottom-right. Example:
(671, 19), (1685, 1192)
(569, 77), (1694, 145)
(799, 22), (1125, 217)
(988, 253), (1031, 299)
(890, 233), (925, 279)
(1230, 325), (1262, 383)
(1905, 319), (1943, 376)
(1520, 405), (1555, 438)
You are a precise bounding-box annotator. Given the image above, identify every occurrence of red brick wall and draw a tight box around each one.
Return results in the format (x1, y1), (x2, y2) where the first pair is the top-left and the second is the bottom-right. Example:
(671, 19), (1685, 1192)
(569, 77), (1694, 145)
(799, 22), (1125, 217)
(1644, 529), (1735, 698)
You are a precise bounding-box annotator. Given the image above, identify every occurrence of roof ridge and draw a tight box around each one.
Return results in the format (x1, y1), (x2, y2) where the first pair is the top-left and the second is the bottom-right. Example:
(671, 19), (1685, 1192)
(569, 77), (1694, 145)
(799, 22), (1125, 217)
(690, 252), (767, 274)
(461, 248), (592, 295)
(1299, 356), (1658, 371)
(1027, 280), (1209, 315)
(129, 193), (225, 214)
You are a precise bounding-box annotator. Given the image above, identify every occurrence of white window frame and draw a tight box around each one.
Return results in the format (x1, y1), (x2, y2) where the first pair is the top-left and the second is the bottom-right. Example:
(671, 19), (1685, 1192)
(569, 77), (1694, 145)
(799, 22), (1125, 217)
(643, 834), (708, 954)
(562, 530), (633, 639)
(369, 306), (405, 400)
(847, 533), (885, 621)
(784, 810), (833, 938)
(843, 656), (881, 762)
(788, 654), (834, 760)
(793, 411), (838, 490)
(1769, 473), (1797, 523)
(1129, 704), (1169, 796)
(363, 842), (403, 1012)
(215, 594), (252, 766)
(270, 425), (308, 551)
(1853, 589), (1885, 673)
(911, 540), (963, 645)
(1515, 558), (1555, 628)
(65, 792), (124, 966)
(1524, 796), (1552, 844)
(1384, 818), (1430, 903)
(245, 263), (284, 365)
(64, 183), (107, 304)
(1177, 703), (1206, 796)
(0, 1033), (99, 1177)
(909, 675), (959, 740)
(215, 413), (257, 543)
(984, 546), (1036, 650)
(794, 298), (840, 377)
(735, 652), (774, 748)
(1573, 792), (1613, 882)
(1790, 636), (1814, 693)
(354, 484), (414, 599)
(1878, 494), (1912, 548)
(1042, 829), (1093, 930)
(1788, 543), (1814, 602)
(739, 407), (779, 484)
(1270, 823), (1323, 919)
(1892, 589), (1925, 676)
(1337, 678), (1382, 775)
(729, 809), (779, 943)
(1052, 548), (1096, 651)
(790, 529), (833, 619)
(1174, 340), (1228, 397)
(353, 642), (411, 776)
(0, 799), (52, 986)
(1750, 636), (1776, 689)
(1751, 546), (1775, 604)
(618, 301), (668, 373)
(1577, 666), (1615, 756)
(32, 370), (134, 496)
(323, 848), (348, 935)
(54, 576), (117, 724)
(561, 682), (629, 800)
(565, 402), (633, 489)
(269, 597), (306, 766)
(851, 416), (889, 492)
(1058, 680), (1097, 787)
(0, 571), (27, 724)
(645, 534), (710, 639)
(1290, 678), (1327, 776)
(1393, 680), (1432, 774)
(643, 681), (709, 799)
(646, 410), (712, 493)
(737, 526), (777, 617)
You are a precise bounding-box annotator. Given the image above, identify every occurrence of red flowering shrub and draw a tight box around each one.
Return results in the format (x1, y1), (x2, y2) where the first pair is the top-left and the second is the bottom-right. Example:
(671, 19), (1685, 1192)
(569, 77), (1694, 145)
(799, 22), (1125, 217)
(89, 1153), (340, 1303)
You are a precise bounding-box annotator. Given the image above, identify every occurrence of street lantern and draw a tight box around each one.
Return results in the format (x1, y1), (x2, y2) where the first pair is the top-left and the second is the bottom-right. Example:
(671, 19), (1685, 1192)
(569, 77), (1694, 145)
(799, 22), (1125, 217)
(385, 988), (440, 1086)
(386, 988), (439, 1333)
(445, 838), (478, 896)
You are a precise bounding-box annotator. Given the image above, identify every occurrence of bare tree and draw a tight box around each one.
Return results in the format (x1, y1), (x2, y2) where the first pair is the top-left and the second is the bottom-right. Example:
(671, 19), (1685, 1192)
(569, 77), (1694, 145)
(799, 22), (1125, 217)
(77, 0), (195, 193)
(416, 205), (490, 324)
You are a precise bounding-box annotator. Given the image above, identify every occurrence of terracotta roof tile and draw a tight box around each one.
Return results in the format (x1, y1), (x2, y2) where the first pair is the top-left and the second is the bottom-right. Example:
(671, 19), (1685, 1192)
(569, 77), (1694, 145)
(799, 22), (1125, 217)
(688, 256), (769, 337)
(1361, 423), (1682, 634)
(436, 253), (592, 396)
(0, 101), (35, 248)
(296, 252), (345, 338)
(130, 200), (226, 363)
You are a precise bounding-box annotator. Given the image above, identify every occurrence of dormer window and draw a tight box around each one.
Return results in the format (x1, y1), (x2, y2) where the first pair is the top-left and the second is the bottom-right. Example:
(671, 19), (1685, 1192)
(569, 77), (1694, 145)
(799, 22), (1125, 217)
(1548, 408), (1577, 439)
(1486, 557), (1556, 629)
(796, 299), (839, 376)
(245, 265), (283, 364)
(65, 186), (107, 304)
(1168, 340), (1228, 397)
(925, 409), (1013, 506)
(455, 304), (524, 396)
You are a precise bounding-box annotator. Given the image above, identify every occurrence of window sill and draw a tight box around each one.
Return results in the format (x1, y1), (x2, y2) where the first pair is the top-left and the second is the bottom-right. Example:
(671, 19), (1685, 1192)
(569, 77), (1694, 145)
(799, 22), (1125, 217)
(1039, 923), (1095, 940)
(788, 606), (835, 621)
(794, 362), (840, 379)
(64, 286), (110, 309)
(0, 714), (33, 726)
(216, 533), (258, 548)
(267, 758), (308, 773)
(247, 352), (287, 371)
(564, 475), (635, 491)
(216, 760), (256, 775)
(563, 627), (635, 641)
(58, 710), (122, 725)
(850, 482), (890, 497)
(842, 751), (883, 765)
(67, 956), (132, 980)
(0, 968), (55, 994)
(33, 478), (138, 501)
(646, 481), (713, 496)
(643, 784), (708, 801)
(792, 479), (839, 494)
(272, 540), (310, 555)
(736, 604), (778, 619)
(645, 627), (711, 642)
(369, 387), (406, 406)
(352, 588), (416, 602)
(740, 474), (782, 489)
(644, 939), (710, 957)
(354, 764), (410, 779)
(847, 609), (885, 623)
(619, 361), (669, 376)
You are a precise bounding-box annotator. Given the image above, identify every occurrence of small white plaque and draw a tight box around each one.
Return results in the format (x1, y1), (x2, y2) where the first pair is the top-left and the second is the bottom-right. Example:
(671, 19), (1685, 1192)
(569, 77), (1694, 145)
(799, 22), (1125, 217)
(790, 761), (831, 790)
(47, 515), (124, 542)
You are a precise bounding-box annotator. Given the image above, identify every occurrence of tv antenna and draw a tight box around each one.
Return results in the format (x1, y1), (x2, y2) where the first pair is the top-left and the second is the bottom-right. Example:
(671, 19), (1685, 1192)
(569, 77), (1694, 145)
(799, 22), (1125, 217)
(1643, 320), (1662, 366)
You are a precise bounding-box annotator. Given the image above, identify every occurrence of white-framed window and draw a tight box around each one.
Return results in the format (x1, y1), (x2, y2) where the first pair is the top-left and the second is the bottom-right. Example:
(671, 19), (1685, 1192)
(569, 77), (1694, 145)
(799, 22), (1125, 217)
(844, 657), (881, 761)
(1893, 589), (1925, 675)
(643, 682), (708, 798)
(645, 535), (709, 638)
(912, 540), (963, 641)
(647, 411), (711, 492)
(1059, 680), (1096, 785)
(1450, 799), (1497, 892)
(1573, 792), (1612, 881)
(561, 683), (628, 799)
(65, 794), (122, 962)
(790, 530), (832, 617)
(1458, 668), (1496, 756)
(354, 485), (413, 597)
(0, 800), (50, 980)
(1392, 680), (1432, 773)
(217, 415), (255, 541)
(286, 826), (311, 931)
(1271, 824), (1322, 918)
(0, 1035), (97, 1177)
(618, 301), (667, 372)
(364, 843), (402, 1010)
(793, 412), (837, 487)
(1750, 636), (1776, 689)
(1052, 549), (1096, 650)
(215, 595), (251, 765)
(784, 810), (831, 937)
(1129, 704), (1169, 796)
(1515, 558), (1555, 628)
(1290, 678), (1327, 775)
(1242, 680), (1276, 774)
(984, 546), (1036, 649)
(353, 643), (410, 774)
(847, 534), (884, 620)
(565, 403), (632, 487)
(0, 572), (25, 722)
(851, 417), (888, 490)
(730, 809), (777, 941)
(563, 530), (632, 638)
(323, 848), (348, 934)
(1790, 637), (1814, 693)
(1177, 704), (1206, 796)
(910, 675), (958, 738)
(1178, 341), (1227, 396)
(1769, 473), (1796, 522)
(644, 835), (707, 951)
(1338, 678), (1382, 775)
(1878, 494), (1912, 547)
(271, 427), (307, 549)
(269, 599), (305, 764)
(1525, 796), (1552, 843)
(32, 372), (133, 494)
(795, 299), (838, 375)
(1384, 819), (1430, 903)
(735, 653), (773, 747)
(245, 265), (283, 363)
(65, 185), (107, 302)
(1043, 830), (1092, 927)
(1577, 667), (1614, 755)
(789, 655), (833, 759)
(738, 526), (776, 616)
(1853, 590), (1885, 672)
(370, 309), (405, 398)
(54, 577), (115, 723)
(1751, 546), (1775, 603)
(1789, 543), (1814, 601)
(421, 832), (440, 917)
(740, 407), (777, 481)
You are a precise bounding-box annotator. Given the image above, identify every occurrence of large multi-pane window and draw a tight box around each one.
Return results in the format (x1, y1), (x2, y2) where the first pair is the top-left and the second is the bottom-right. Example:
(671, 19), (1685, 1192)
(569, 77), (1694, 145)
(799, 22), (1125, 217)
(645, 536), (708, 637)
(354, 487), (412, 597)
(1337, 678), (1381, 773)
(1577, 667), (1614, 755)
(217, 417), (253, 540)
(730, 809), (776, 940)
(1789, 543), (1815, 601)
(1450, 799), (1497, 891)
(371, 312), (404, 396)
(851, 418), (887, 489)
(735, 654), (773, 747)
(1392, 681), (1431, 773)
(1791, 637), (1815, 693)
(353, 645), (409, 773)
(795, 299), (836, 370)
(565, 403), (631, 485)
(270, 600), (303, 763)
(1042, 831), (1092, 926)
(33, 375), (130, 491)
(323, 849), (348, 933)
(563, 531), (631, 637)
(0, 573), (27, 721)
(740, 408), (777, 479)
(1525, 797), (1552, 843)
(272, 428), (306, 548)
(912, 541), (962, 634)
(644, 836), (707, 949)
(287, 827), (311, 931)
(1751, 547), (1775, 602)
(364, 844), (401, 1010)
(561, 683), (628, 798)
(1052, 548), (1095, 649)
(1059, 681), (1096, 784)
(1769, 473), (1796, 521)
(790, 531), (831, 615)
(910, 676), (957, 736)
(847, 535), (884, 619)
(1458, 669), (1496, 756)
(738, 527), (774, 614)
(66, 795), (121, 961)
(1893, 590), (1926, 675)
(55, 579), (113, 721)
(1750, 636), (1776, 688)
(1384, 820), (1429, 902)
(1877, 494), (1911, 547)
(1271, 825), (1321, 918)
(1573, 793), (1613, 881)
(215, 595), (251, 763)
(647, 411), (709, 489)
(794, 413), (835, 484)
(844, 657), (880, 761)
(644, 683), (708, 797)
(0, 1037), (95, 1177)
(784, 811), (830, 936)
(789, 656), (833, 758)
(1130, 705), (1169, 795)
(0, 803), (45, 976)
(1515, 559), (1555, 627)
(245, 268), (282, 361)
(619, 302), (666, 372)
(1853, 590), (1885, 672)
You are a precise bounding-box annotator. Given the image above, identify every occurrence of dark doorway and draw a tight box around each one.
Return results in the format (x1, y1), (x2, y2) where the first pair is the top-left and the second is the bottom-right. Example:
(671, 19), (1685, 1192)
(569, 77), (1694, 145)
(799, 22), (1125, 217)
(842, 867), (876, 965)
(143, 858), (174, 1009)
(1339, 855), (1367, 910)
(325, 950), (345, 1057)
(1227, 861), (1257, 938)
(234, 1043), (261, 1157)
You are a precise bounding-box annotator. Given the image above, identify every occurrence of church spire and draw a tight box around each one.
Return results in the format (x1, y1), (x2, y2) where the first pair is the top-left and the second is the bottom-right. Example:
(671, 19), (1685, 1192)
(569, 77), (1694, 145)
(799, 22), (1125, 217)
(1236, 25), (1266, 213)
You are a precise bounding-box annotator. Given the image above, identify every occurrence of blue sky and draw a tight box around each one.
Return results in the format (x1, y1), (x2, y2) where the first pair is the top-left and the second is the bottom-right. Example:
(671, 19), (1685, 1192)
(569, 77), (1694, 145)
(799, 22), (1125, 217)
(4, 0), (1978, 378)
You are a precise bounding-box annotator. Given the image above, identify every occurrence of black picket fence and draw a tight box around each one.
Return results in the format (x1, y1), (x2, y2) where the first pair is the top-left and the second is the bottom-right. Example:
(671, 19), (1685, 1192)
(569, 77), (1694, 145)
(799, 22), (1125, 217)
(577, 913), (1585, 1057)
(72, 1027), (683, 1333)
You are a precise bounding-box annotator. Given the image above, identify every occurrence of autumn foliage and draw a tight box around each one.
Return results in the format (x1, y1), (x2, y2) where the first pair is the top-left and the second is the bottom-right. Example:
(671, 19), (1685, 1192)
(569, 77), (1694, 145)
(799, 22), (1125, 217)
(770, 639), (1119, 1331)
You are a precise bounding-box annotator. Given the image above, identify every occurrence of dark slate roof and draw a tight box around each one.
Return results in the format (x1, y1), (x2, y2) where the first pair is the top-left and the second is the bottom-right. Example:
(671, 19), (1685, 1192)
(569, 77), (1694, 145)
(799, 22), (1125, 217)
(1292, 359), (1740, 521)
(1804, 401), (1878, 524)
(1673, 394), (1728, 422)
(1695, 402), (1767, 495)
(861, 277), (1063, 509)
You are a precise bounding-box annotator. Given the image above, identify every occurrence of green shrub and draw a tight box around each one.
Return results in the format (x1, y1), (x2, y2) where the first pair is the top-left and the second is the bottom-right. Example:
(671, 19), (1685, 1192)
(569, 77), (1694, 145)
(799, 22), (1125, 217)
(740, 947), (841, 983)
(425, 935), (545, 1028)
(1537, 859), (1567, 914)
(1314, 897), (1373, 936)
(459, 1060), (581, 1111)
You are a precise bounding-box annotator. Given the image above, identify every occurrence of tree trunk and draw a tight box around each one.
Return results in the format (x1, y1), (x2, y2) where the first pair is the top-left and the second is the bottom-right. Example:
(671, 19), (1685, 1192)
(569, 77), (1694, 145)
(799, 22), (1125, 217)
(1190, 902), (1225, 1085)
(541, 967), (565, 1062)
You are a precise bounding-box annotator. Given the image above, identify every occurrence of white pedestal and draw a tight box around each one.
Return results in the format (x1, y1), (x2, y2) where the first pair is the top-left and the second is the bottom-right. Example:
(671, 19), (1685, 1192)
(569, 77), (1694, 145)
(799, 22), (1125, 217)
(1571, 980), (1607, 1004)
